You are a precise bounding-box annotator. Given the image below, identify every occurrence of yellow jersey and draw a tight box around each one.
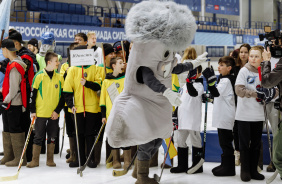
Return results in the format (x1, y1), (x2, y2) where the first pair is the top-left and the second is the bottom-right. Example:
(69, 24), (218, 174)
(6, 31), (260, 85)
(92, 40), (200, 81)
(99, 75), (125, 119)
(32, 69), (64, 118)
(63, 65), (102, 113)
(96, 64), (113, 81)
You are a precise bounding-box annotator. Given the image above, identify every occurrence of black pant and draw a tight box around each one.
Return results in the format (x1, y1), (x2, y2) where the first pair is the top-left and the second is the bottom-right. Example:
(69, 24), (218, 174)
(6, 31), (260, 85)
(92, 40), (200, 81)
(2, 105), (23, 133)
(218, 128), (234, 156)
(233, 120), (240, 151)
(33, 117), (59, 146)
(64, 106), (74, 138)
(237, 121), (263, 152)
(71, 112), (102, 136)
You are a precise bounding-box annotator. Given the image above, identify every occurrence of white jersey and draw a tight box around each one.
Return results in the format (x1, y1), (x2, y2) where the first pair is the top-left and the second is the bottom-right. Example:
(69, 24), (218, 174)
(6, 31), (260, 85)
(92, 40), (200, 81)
(178, 82), (204, 131)
(235, 66), (264, 121)
(212, 78), (236, 130)
(94, 47), (103, 66)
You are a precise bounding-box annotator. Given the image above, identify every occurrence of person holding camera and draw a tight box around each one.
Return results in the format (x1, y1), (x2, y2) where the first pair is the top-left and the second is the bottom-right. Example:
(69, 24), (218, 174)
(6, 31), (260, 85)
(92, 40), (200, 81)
(261, 46), (282, 178)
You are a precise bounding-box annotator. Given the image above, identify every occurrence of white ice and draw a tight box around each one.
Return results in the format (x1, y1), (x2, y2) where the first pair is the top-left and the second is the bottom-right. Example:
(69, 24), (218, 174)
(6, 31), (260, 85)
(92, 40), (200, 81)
(0, 104), (280, 184)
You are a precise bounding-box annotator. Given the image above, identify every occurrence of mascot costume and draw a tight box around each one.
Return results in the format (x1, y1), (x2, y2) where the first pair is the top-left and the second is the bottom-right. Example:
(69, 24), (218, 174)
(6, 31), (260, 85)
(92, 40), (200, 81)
(106, 1), (208, 183)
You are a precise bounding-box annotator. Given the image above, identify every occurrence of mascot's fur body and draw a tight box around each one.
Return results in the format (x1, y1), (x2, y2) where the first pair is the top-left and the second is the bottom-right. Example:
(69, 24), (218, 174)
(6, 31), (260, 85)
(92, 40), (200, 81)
(106, 1), (197, 148)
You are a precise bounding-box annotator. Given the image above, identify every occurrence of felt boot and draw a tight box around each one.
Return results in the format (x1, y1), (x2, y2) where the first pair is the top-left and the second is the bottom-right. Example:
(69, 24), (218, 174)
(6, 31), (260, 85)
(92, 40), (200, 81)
(26, 144), (41, 168)
(0, 132), (14, 165)
(5, 132), (26, 167)
(170, 147), (188, 173)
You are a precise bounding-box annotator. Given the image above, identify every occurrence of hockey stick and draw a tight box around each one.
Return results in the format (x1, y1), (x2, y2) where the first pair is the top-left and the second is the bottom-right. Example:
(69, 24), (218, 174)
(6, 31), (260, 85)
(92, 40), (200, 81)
(0, 117), (35, 182)
(77, 122), (106, 175)
(112, 150), (138, 177)
(263, 102), (273, 163)
(154, 126), (175, 182)
(187, 60), (210, 174)
(258, 66), (273, 163)
(266, 170), (279, 184)
(60, 115), (66, 158)
(106, 152), (113, 168)
(73, 111), (82, 177)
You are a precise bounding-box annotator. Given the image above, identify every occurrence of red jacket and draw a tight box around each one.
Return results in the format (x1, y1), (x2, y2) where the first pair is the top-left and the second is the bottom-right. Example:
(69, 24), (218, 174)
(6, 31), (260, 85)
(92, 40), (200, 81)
(2, 62), (27, 109)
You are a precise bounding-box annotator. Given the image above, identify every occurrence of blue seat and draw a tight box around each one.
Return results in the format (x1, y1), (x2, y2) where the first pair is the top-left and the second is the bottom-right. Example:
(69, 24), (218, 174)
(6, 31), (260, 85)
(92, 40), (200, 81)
(40, 12), (102, 27)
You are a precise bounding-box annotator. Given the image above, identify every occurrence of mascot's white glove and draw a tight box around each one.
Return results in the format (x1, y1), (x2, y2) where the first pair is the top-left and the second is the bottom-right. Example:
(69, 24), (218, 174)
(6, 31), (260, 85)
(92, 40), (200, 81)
(189, 52), (208, 69)
(163, 88), (182, 106)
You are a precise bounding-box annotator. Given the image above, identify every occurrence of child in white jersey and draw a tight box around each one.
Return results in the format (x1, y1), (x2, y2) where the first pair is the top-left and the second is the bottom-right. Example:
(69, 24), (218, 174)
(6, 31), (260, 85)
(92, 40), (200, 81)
(202, 56), (236, 177)
(235, 46), (277, 182)
(170, 66), (204, 174)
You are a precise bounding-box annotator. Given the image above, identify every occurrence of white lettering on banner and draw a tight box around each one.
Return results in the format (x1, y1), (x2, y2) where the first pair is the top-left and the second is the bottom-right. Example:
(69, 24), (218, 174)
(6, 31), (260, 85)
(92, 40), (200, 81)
(25, 27), (30, 36)
(10, 23), (126, 42)
(63, 29), (67, 38)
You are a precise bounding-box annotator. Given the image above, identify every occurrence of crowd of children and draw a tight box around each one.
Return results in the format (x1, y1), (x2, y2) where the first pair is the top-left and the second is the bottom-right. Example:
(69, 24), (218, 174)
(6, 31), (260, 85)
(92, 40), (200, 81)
(0, 28), (280, 183)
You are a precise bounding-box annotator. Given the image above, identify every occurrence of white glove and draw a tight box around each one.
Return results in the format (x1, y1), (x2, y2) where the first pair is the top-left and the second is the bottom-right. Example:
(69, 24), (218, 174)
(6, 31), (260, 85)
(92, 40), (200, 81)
(190, 52), (208, 69)
(163, 88), (182, 106)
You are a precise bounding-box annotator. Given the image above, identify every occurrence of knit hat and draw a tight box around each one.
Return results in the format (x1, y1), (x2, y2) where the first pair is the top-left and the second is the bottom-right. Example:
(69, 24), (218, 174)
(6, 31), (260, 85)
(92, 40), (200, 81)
(103, 43), (114, 56)
(8, 31), (24, 44)
(113, 41), (127, 52)
(28, 38), (38, 48)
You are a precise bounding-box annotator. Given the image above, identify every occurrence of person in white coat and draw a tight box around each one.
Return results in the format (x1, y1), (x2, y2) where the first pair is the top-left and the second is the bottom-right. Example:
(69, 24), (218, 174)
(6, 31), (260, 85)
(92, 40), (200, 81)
(202, 56), (236, 177)
(170, 66), (204, 174)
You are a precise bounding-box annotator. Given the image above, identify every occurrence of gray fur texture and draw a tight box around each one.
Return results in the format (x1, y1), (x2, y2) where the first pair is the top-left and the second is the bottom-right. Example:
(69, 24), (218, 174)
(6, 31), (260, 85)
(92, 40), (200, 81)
(125, 0), (197, 51)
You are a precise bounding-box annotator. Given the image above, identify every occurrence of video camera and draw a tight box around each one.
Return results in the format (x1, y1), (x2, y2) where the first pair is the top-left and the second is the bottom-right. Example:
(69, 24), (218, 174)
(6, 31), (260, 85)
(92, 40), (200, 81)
(259, 26), (282, 58)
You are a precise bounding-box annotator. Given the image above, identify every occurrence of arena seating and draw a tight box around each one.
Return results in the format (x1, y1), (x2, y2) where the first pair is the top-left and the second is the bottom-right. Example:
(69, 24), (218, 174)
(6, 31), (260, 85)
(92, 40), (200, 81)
(26, 0), (85, 15)
(40, 13), (102, 27)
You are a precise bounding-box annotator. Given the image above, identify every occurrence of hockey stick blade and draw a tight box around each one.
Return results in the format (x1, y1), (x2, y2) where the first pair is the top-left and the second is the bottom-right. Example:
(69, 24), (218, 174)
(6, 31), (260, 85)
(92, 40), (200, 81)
(153, 174), (160, 182)
(112, 150), (137, 177)
(0, 171), (19, 182)
(106, 162), (113, 169)
(266, 170), (278, 184)
(77, 164), (86, 174)
(187, 158), (204, 174)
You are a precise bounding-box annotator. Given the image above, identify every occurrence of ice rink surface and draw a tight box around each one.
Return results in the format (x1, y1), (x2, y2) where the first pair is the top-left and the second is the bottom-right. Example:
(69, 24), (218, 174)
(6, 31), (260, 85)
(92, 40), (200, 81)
(0, 104), (281, 184)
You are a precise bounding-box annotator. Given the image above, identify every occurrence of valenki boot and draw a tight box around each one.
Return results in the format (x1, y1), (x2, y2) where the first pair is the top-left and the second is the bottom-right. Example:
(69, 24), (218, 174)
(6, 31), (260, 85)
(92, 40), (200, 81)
(170, 147), (188, 173)
(66, 137), (76, 163)
(27, 144), (41, 168)
(123, 149), (131, 169)
(46, 143), (56, 167)
(94, 141), (102, 165)
(112, 149), (122, 169)
(188, 146), (203, 174)
(135, 160), (158, 184)
(212, 155), (235, 176)
(0, 132), (14, 165)
(240, 150), (251, 182)
(5, 132), (26, 167)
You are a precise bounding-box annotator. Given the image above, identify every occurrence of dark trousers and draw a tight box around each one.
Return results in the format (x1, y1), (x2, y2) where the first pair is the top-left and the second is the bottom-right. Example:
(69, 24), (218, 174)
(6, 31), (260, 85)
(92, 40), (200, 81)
(218, 128), (234, 156)
(33, 117), (59, 146)
(233, 120), (240, 151)
(64, 106), (74, 138)
(71, 112), (102, 162)
(237, 120), (263, 152)
(138, 138), (162, 161)
(2, 105), (23, 133)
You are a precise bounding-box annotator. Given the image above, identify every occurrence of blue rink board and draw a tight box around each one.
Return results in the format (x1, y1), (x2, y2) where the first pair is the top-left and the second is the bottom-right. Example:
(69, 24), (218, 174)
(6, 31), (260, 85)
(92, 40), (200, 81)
(201, 130), (272, 165)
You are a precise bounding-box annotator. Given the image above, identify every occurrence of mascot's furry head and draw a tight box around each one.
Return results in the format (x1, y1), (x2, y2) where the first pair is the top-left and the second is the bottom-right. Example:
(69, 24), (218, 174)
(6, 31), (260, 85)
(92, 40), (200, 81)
(125, 0), (197, 51)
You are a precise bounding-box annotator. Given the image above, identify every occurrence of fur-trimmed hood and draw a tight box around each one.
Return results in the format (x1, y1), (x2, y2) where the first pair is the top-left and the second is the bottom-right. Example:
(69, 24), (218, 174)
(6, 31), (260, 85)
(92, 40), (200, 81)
(125, 0), (197, 51)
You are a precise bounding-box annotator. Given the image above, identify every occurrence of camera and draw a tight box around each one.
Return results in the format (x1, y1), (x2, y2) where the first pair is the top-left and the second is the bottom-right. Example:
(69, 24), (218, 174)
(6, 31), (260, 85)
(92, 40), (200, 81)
(259, 26), (282, 58)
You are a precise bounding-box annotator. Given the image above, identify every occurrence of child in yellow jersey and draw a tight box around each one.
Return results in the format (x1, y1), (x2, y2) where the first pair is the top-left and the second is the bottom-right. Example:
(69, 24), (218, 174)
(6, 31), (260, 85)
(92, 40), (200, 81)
(27, 52), (64, 168)
(63, 45), (102, 168)
(99, 57), (130, 169)
(60, 42), (79, 163)
(96, 43), (115, 81)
